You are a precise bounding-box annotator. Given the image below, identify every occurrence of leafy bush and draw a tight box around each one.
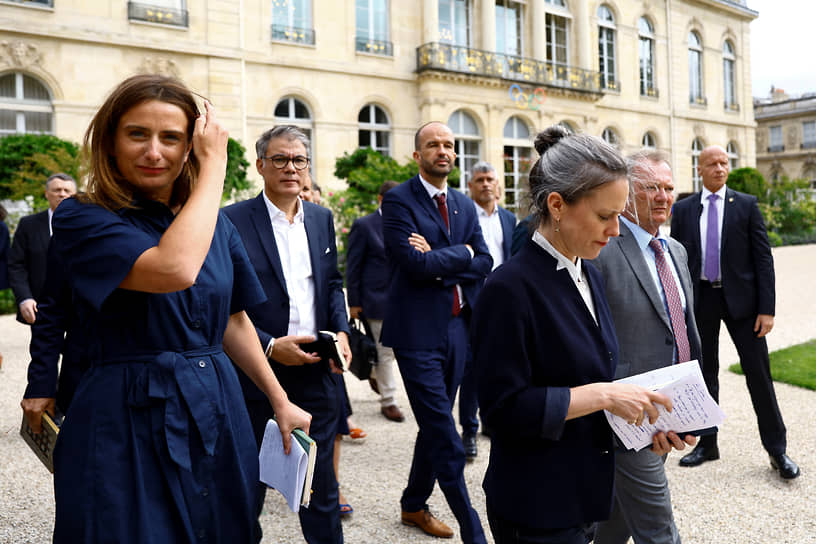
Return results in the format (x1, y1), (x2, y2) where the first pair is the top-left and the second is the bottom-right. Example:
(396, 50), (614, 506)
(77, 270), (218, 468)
(727, 167), (768, 200)
(0, 288), (14, 315)
(223, 137), (252, 203)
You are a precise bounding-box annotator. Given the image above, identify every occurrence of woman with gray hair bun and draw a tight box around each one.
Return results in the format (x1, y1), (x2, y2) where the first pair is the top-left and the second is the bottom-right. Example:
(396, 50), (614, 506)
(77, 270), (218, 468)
(471, 125), (674, 543)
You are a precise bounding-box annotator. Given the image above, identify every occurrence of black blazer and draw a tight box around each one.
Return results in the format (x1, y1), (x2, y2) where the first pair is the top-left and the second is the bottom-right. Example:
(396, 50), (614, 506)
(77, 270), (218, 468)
(8, 210), (50, 323)
(223, 194), (349, 400)
(670, 188), (775, 320)
(496, 205), (517, 263)
(471, 238), (619, 529)
(345, 210), (389, 320)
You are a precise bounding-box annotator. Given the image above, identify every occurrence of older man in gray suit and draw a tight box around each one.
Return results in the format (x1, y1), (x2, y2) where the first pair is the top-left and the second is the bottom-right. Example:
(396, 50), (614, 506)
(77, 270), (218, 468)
(591, 150), (698, 544)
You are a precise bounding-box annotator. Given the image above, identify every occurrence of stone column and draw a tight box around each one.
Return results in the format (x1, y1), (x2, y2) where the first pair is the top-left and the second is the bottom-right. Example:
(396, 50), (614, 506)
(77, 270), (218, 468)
(423, 0), (439, 44)
(481, 0), (495, 52)
(531, 0), (547, 60)
(572, 0), (592, 70)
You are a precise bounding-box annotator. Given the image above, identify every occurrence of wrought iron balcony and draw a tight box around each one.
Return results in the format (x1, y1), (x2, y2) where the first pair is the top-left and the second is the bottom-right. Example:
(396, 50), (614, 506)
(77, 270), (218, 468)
(355, 37), (393, 56)
(416, 42), (602, 95)
(724, 101), (740, 112)
(128, 2), (188, 27)
(690, 95), (708, 106)
(801, 141), (816, 150)
(7, 0), (53, 6)
(601, 78), (620, 92)
(640, 85), (659, 98)
(767, 144), (785, 153)
(271, 24), (315, 45)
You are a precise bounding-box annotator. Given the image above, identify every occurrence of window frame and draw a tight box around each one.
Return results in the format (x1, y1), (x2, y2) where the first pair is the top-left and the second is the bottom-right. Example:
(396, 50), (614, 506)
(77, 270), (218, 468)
(692, 138), (704, 191)
(642, 131), (656, 149)
(597, 5), (617, 90)
(502, 116), (532, 213)
(438, 0), (471, 46)
(727, 141), (739, 170)
(802, 120), (816, 149)
(688, 31), (705, 105)
(357, 103), (391, 157)
(448, 109), (482, 190)
(723, 40), (737, 110)
(271, 0), (314, 45)
(0, 72), (53, 136)
(495, 0), (524, 56)
(638, 17), (657, 97)
(273, 96), (315, 161)
(355, 0), (392, 55)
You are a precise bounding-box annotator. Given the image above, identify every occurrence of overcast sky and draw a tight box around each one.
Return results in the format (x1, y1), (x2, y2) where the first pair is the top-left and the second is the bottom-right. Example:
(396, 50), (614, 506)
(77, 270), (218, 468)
(749, 0), (816, 98)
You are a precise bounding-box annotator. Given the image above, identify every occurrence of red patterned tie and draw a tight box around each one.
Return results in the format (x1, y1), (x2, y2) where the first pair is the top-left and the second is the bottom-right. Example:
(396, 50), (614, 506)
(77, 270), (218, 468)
(434, 193), (461, 317)
(648, 239), (691, 363)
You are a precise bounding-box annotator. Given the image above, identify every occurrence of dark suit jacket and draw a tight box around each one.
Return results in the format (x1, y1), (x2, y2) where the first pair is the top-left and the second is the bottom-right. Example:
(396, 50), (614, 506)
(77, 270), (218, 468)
(471, 238), (618, 528)
(670, 188), (775, 320)
(592, 221), (702, 379)
(223, 194), (349, 401)
(496, 205), (516, 263)
(345, 210), (389, 319)
(0, 220), (9, 290)
(510, 213), (534, 256)
(380, 175), (492, 350)
(8, 210), (50, 323)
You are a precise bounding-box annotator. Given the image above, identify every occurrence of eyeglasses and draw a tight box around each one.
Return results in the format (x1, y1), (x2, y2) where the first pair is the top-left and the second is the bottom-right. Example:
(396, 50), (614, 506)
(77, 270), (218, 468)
(263, 154), (310, 170)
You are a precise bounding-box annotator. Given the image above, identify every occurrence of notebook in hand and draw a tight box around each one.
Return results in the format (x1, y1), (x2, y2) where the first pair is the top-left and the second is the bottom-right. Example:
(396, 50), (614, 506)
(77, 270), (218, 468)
(259, 419), (317, 512)
(20, 412), (60, 473)
(300, 331), (347, 371)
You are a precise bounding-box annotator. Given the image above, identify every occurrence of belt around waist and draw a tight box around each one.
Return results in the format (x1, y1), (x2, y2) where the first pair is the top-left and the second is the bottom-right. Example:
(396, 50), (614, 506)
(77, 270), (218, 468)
(701, 280), (722, 288)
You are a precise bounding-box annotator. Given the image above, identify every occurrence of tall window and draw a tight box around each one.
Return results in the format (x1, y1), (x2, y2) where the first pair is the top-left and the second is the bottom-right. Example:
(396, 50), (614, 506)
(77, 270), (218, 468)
(642, 131), (656, 149)
(503, 116), (532, 213)
(768, 125), (783, 152)
(638, 17), (656, 97)
(358, 104), (391, 156)
(439, 0), (470, 46)
(274, 96), (314, 157)
(546, 13), (569, 68)
(803, 121), (816, 149)
(723, 40), (736, 109)
(128, 0), (188, 26)
(692, 138), (704, 191)
(727, 141), (739, 170)
(356, 0), (391, 55)
(597, 5), (616, 90)
(272, 0), (314, 44)
(601, 127), (619, 148)
(448, 110), (481, 189)
(496, 0), (523, 56)
(688, 31), (704, 104)
(0, 72), (53, 135)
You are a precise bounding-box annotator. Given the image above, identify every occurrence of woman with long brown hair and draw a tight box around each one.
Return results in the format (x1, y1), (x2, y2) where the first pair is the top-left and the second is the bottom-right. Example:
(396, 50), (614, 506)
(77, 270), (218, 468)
(51, 74), (310, 543)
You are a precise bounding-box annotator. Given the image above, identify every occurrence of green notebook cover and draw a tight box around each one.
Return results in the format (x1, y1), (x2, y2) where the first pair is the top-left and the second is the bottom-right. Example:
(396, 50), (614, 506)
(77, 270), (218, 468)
(292, 428), (316, 506)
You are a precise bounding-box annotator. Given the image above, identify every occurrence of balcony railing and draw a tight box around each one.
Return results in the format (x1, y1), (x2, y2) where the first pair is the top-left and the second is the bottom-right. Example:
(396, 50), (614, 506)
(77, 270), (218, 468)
(767, 144), (785, 153)
(271, 24), (315, 45)
(690, 95), (708, 106)
(128, 1), (188, 27)
(6, 0), (53, 6)
(416, 42), (602, 95)
(601, 78), (620, 92)
(355, 37), (393, 56)
(640, 86), (659, 98)
(724, 101), (740, 112)
(801, 141), (816, 150)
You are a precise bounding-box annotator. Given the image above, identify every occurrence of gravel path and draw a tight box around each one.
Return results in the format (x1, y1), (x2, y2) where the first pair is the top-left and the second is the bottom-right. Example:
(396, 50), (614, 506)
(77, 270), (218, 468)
(1, 244), (814, 543)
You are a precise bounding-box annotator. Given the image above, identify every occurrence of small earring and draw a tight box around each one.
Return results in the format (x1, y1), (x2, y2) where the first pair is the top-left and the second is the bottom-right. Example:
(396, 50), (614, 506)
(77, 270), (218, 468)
(554, 218), (560, 233)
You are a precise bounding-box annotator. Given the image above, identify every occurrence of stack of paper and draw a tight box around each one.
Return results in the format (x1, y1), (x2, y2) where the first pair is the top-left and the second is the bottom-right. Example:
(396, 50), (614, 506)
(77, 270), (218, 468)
(259, 419), (317, 512)
(604, 360), (726, 451)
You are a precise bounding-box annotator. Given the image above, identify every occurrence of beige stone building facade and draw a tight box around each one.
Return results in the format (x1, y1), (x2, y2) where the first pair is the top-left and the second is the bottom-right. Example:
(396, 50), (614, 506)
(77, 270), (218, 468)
(1, 0), (757, 213)
(754, 91), (816, 187)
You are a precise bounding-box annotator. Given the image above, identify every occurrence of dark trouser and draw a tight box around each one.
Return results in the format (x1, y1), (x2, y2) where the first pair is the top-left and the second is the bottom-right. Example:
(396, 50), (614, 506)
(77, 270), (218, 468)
(247, 370), (343, 544)
(458, 341), (480, 436)
(487, 503), (594, 544)
(395, 315), (486, 544)
(696, 282), (787, 455)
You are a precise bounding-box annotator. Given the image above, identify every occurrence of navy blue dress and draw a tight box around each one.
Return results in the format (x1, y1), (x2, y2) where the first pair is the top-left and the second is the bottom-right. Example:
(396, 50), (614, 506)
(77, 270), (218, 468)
(51, 197), (266, 543)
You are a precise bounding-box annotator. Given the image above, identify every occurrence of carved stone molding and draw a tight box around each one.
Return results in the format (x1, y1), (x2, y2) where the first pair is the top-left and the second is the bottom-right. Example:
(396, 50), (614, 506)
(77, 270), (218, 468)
(0, 41), (43, 69)
(138, 57), (181, 78)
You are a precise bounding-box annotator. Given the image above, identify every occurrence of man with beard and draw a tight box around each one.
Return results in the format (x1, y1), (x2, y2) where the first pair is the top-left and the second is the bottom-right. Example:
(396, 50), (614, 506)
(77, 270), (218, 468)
(380, 121), (490, 542)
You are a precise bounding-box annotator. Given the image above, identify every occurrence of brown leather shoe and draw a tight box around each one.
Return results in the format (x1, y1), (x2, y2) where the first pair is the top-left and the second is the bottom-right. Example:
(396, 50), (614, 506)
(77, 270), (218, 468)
(381, 404), (405, 422)
(401, 507), (454, 538)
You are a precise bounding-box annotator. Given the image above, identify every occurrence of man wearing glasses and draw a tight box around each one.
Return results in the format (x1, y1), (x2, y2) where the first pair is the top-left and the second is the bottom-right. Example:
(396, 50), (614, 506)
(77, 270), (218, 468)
(224, 125), (350, 544)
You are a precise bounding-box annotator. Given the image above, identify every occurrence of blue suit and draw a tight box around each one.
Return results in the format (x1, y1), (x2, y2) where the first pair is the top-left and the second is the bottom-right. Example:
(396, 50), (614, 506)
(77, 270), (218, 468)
(458, 204), (516, 436)
(381, 175), (490, 543)
(472, 238), (619, 535)
(345, 210), (389, 319)
(223, 194), (348, 544)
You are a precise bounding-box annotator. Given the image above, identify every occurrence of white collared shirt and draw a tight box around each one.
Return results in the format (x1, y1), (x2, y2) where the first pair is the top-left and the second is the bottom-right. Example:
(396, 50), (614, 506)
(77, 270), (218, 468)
(262, 193), (317, 337)
(474, 202), (504, 270)
(48, 208), (54, 236)
(699, 185), (726, 281)
(532, 230), (597, 324)
(620, 216), (686, 312)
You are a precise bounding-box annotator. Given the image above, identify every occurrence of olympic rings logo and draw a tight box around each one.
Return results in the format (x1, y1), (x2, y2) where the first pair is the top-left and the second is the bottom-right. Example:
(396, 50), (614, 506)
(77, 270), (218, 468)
(509, 84), (547, 111)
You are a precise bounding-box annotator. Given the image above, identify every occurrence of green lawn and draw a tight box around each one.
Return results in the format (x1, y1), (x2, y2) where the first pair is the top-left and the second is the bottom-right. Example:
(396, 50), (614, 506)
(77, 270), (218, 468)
(729, 339), (816, 391)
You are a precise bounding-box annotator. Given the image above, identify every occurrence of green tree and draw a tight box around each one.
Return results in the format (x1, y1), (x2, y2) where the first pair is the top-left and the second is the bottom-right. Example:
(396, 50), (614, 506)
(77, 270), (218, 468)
(222, 137), (252, 203)
(0, 134), (80, 210)
(727, 167), (768, 202)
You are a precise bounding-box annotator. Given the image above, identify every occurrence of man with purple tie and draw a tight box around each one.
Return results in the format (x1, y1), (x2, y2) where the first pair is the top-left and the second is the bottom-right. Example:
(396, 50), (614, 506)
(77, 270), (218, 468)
(670, 145), (799, 479)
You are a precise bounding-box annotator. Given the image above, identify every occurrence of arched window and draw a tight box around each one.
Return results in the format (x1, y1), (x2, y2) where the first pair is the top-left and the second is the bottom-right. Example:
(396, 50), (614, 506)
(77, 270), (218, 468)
(358, 104), (391, 156)
(723, 40), (736, 110)
(727, 141), (739, 170)
(642, 131), (657, 149)
(274, 96), (314, 157)
(601, 127), (619, 148)
(448, 110), (481, 189)
(692, 138), (705, 191)
(0, 72), (53, 135)
(503, 116), (532, 213)
(597, 5), (616, 90)
(688, 31), (704, 104)
(638, 17), (656, 97)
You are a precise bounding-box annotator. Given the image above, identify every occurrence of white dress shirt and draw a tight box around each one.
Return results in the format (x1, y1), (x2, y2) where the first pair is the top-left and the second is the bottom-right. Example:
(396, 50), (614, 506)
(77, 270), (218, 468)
(532, 230), (597, 324)
(48, 208), (54, 236)
(699, 185), (726, 281)
(262, 193), (317, 337)
(474, 202), (504, 270)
